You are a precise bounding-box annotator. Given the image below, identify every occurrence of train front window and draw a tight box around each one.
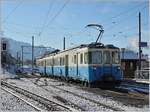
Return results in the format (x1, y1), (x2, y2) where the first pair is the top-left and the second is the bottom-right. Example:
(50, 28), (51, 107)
(112, 51), (120, 64)
(103, 51), (111, 64)
(89, 51), (102, 64)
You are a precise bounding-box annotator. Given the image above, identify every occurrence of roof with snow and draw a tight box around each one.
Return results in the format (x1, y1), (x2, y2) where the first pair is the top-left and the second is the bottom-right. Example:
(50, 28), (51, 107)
(120, 48), (148, 60)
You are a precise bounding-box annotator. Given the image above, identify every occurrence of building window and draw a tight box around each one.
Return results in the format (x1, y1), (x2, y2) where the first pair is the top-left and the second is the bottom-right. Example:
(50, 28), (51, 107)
(2, 43), (7, 51)
(122, 62), (125, 70)
(130, 62), (133, 69)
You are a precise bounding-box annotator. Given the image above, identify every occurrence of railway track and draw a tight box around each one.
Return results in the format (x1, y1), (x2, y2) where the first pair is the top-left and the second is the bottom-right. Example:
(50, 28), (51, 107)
(1, 81), (79, 112)
(30, 78), (124, 111)
(1, 87), (42, 111)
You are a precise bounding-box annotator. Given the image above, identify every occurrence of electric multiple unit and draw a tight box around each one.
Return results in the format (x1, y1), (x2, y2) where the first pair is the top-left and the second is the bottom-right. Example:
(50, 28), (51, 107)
(36, 43), (123, 87)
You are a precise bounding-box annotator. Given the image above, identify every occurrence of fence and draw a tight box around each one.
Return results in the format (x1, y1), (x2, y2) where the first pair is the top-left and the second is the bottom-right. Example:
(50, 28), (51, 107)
(134, 69), (149, 80)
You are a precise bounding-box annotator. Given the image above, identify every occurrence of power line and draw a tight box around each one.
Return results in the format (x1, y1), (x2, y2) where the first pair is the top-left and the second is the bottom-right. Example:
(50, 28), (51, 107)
(3, 0), (24, 23)
(65, 3), (148, 43)
(100, 2), (148, 26)
(39, 1), (54, 36)
(38, 0), (70, 36)
(104, 4), (148, 32)
(105, 21), (148, 39)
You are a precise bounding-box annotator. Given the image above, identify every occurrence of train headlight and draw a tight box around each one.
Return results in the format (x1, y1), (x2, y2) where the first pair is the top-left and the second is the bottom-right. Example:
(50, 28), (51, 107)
(93, 65), (97, 70)
(117, 66), (121, 70)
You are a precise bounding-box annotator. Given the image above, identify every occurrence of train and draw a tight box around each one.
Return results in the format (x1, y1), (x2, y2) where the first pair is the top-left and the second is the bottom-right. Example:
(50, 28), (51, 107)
(36, 42), (123, 87)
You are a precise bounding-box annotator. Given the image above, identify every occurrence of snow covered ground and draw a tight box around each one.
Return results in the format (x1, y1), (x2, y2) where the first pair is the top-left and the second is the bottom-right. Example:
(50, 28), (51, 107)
(0, 70), (149, 111)
(4, 77), (149, 112)
(0, 69), (17, 79)
(1, 89), (36, 111)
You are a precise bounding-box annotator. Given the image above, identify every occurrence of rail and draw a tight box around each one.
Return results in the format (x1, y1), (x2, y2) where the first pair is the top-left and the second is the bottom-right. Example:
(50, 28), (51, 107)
(1, 81), (78, 111)
(30, 79), (123, 111)
(1, 87), (42, 111)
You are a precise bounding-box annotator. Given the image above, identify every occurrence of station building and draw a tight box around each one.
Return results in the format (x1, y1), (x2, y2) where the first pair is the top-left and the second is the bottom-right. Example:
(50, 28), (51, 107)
(120, 48), (149, 79)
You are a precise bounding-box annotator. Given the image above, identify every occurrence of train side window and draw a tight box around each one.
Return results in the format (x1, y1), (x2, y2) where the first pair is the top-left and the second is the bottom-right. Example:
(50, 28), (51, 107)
(60, 58), (62, 65)
(80, 53), (83, 64)
(74, 55), (77, 64)
(60, 57), (64, 66)
(54, 58), (57, 65)
(46, 60), (48, 66)
(49, 59), (51, 65)
(84, 52), (88, 64)
(58, 58), (59, 65)
(71, 56), (74, 63)
(103, 51), (111, 64)
(48, 60), (50, 66)
(63, 57), (65, 65)
(42, 61), (44, 66)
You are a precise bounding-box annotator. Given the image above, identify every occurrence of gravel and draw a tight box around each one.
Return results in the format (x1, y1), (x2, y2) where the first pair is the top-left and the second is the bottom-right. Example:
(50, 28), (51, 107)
(36, 78), (150, 111)
(1, 89), (37, 111)
(5, 77), (149, 112)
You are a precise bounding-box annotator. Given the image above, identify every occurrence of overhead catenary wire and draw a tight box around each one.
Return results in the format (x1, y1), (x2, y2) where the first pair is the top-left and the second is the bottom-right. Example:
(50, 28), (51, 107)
(38, 1), (54, 36)
(99, 2), (148, 26)
(3, 1), (147, 38)
(103, 23), (148, 39)
(66, 3), (148, 42)
(3, 0), (24, 23)
(38, 0), (70, 36)
(104, 4), (148, 31)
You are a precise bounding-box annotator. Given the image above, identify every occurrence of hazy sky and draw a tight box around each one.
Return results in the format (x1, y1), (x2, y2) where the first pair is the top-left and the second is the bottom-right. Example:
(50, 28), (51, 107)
(1, 0), (149, 53)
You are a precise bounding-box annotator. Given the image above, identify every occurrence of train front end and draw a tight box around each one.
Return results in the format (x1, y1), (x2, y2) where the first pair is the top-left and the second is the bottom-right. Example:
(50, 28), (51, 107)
(87, 45), (123, 87)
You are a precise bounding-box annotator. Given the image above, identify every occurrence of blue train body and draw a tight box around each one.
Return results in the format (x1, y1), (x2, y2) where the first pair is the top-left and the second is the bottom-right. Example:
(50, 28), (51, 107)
(37, 43), (123, 87)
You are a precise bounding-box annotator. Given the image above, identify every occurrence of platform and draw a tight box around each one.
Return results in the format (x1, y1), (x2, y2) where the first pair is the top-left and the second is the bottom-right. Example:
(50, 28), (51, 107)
(124, 78), (150, 85)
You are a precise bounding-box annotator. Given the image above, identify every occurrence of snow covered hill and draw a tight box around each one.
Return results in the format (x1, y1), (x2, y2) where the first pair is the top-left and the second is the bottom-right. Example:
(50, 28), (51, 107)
(5, 38), (55, 60)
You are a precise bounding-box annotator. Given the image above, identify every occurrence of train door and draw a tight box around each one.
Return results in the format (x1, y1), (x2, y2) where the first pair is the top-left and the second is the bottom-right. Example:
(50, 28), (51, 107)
(44, 60), (47, 75)
(76, 53), (79, 76)
(65, 55), (69, 77)
(52, 57), (54, 75)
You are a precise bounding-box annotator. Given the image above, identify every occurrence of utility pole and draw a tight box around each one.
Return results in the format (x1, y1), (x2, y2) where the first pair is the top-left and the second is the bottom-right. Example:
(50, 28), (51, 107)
(63, 37), (65, 50)
(16, 52), (19, 69)
(138, 12), (142, 71)
(21, 46), (23, 68)
(0, 0), (2, 74)
(32, 36), (34, 74)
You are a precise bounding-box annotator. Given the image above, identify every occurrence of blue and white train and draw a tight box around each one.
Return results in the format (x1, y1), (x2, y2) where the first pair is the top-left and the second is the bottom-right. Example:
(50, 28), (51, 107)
(36, 43), (123, 87)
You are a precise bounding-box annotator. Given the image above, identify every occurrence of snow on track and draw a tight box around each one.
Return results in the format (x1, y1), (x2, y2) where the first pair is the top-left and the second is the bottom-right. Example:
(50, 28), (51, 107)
(4, 77), (149, 112)
(1, 88), (37, 111)
(33, 78), (149, 112)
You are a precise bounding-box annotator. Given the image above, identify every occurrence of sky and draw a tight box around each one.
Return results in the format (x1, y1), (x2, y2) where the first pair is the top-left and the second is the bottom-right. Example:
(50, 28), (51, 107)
(1, 0), (149, 54)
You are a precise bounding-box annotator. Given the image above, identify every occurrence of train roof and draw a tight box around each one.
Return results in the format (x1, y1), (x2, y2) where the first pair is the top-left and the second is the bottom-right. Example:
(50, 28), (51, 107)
(62, 42), (119, 52)
(38, 42), (119, 59)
